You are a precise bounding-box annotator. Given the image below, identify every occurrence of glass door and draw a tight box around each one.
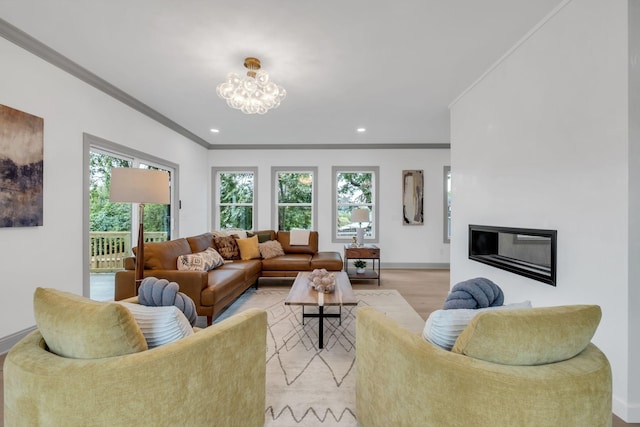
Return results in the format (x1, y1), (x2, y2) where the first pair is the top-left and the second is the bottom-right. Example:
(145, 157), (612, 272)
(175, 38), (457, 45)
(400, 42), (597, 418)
(88, 150), (175, 300)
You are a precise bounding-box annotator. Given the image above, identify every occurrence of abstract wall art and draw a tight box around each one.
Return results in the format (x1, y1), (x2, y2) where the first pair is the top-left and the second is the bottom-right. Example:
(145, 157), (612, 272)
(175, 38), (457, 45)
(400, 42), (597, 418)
(0, 104), (44, 227)
(402, 169), (423, 225)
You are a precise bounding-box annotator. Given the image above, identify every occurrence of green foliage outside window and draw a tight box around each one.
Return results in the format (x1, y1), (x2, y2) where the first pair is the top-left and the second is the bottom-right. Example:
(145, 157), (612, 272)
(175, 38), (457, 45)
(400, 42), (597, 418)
(336, 172), (373, 233)
(276, 172), (313, 230)
(89, 152), (169, 233)
(218, 172), (254, 229)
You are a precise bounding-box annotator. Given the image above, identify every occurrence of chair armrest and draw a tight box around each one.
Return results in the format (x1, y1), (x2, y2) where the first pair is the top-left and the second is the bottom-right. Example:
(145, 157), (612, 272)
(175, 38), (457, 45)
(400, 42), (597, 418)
(4, 308), (267, 427)
(355, 307), (611, 427)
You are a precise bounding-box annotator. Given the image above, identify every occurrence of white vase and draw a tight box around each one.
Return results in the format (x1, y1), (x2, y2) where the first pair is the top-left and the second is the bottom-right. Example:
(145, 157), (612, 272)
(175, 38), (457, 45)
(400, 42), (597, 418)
(356, 267), (366, 274)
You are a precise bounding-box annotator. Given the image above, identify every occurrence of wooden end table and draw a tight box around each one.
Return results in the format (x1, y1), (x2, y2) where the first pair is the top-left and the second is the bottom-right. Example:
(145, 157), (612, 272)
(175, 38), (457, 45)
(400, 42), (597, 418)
(344, 244), (380, 286)
(284, 271), (357, 349)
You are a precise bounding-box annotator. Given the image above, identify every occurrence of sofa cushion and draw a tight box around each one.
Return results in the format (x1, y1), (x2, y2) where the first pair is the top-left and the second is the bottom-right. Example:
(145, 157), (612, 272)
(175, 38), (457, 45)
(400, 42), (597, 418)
(310, 252), (344, 271)
(259, 240), (285, 259)
(277, 231), (318, 254)
(451, 305), (602, 365)
(236, 235), (261, 260)
(261, 254), (313, 271)
(177, 247), (224, 271)
(136, 238), (192, 270)
(34, 287), (147, 359)
(423, 301), (532, 350)
(201, 269), (247, 306)
(117, 302), (194, 348)
(186, 232), (215, 253)
(214, 235), (241, 260)
(219, 260), (263, 281)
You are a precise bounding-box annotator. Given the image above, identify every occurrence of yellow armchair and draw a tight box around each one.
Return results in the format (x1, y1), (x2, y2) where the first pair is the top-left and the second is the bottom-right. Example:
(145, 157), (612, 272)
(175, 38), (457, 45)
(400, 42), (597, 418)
(4, 288), (267, 427)
(356, 305), (612, 427)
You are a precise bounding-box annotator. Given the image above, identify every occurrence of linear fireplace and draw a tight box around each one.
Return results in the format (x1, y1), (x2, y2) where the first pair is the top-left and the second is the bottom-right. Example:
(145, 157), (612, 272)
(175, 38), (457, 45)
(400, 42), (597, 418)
(468, 224), (557, 286)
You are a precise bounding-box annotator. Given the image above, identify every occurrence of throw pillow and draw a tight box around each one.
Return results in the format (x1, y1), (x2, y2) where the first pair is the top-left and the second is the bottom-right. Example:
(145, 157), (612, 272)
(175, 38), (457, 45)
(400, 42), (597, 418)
(451, 305), (602, 365)
(213, 235), (241, 260)
(236, 235), (261, 260)
(259, 240), (285, 259)
(117, 302), (194, 349)
(33, 287), (147, 359)
(177, 247), (224, 271)
(257, 232), (272, 243)
(223, 227), (248, 239)
(423, 301), (532, 351)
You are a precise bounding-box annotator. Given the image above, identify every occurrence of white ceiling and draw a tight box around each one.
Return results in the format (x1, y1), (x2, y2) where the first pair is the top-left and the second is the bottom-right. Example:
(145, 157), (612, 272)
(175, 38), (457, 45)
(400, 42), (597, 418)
(0, 0), (562, 148)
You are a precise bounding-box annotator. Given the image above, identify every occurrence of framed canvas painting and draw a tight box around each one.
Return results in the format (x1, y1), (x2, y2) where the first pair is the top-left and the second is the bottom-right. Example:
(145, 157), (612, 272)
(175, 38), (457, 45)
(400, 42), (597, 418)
(402, 169), (423, 225)
(0, 104), (44, 227)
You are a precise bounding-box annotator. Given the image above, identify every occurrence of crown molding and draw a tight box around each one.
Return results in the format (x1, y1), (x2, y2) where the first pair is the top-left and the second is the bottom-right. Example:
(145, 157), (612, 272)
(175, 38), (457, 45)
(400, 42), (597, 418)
(208, 143), (450, 150)
(0, 17), (211, 149)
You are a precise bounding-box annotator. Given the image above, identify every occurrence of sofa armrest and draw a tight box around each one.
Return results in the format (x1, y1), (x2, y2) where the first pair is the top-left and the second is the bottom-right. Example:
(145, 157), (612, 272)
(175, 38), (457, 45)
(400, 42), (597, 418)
(4, 308), (267, 427)
(355, 307), (611, 427)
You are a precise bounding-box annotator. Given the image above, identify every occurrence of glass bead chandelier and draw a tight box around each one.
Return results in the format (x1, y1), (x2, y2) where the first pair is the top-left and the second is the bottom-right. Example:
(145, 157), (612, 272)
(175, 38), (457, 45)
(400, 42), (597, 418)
(216, 57), (286, 115)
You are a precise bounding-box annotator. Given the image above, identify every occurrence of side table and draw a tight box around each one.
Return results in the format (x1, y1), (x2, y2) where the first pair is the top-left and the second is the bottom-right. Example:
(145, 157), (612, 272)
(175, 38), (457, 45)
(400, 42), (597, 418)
(344, 244), (380, 286)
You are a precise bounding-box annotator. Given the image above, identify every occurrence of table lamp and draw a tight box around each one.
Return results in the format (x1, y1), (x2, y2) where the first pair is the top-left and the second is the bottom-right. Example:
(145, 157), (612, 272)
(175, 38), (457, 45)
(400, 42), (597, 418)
(110, 168), (170, 294)
(350, 208), (370, 246)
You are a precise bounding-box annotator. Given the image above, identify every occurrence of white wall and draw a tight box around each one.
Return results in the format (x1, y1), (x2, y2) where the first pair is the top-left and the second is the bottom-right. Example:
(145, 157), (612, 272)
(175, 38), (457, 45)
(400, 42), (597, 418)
(208, 148), (451, 265)
(0, 37), (209, 339)
(628, 0), (640, 413)
(450, 0), (637, 421)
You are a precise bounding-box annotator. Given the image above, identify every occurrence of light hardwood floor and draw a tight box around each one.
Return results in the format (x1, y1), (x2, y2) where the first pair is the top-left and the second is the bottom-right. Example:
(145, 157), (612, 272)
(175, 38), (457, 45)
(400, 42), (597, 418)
(1, 269), (636, 426)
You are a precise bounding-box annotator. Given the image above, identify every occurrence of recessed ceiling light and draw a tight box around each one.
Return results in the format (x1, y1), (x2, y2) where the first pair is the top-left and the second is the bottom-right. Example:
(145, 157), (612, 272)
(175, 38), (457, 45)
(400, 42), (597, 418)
(210, 128), (220, 133)
(357, 128), (366, 133)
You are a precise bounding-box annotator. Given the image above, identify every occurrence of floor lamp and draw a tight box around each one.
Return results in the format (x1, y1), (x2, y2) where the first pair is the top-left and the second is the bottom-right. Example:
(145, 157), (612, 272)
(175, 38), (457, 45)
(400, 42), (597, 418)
(351, 208), (370, 246)
(110, 168), (170, 295)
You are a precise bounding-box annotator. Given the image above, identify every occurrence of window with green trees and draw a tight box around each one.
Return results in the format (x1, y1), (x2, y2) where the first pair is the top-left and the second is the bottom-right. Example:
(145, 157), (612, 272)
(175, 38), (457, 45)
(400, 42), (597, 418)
(333, 166), (379, 242)
(90, 151), (172, 238)
(213, 168), (256, 230)
(273, 167), (317, 231)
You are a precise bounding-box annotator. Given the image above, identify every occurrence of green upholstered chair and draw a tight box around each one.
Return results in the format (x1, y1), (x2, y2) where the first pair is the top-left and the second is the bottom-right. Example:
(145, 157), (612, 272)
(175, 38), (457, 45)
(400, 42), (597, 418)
(356, 305), (612, 427)
(4, 288), (267, 427)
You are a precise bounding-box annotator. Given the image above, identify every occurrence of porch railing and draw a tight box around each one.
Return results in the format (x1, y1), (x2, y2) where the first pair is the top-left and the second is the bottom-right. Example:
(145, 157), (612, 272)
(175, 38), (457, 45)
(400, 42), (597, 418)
(90, 231), (168, 272)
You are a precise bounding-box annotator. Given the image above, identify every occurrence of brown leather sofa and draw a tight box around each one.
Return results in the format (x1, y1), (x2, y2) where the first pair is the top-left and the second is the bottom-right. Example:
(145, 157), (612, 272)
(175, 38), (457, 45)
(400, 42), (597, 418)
(115, 230), (342, 325)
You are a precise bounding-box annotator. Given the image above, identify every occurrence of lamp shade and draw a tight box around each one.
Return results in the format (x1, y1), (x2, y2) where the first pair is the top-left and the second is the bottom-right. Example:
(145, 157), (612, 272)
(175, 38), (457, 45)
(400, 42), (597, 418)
(351, 208), (370, 224)
(109, 168), (170, 204)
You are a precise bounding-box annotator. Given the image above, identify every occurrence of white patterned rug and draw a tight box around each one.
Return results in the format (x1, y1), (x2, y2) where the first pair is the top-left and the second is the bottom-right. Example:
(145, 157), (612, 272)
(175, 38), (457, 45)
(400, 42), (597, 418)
(214, 288), (425, 427)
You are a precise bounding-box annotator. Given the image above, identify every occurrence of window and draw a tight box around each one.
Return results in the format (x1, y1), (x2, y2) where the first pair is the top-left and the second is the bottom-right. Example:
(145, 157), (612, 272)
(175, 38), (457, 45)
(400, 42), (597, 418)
(332, 166), (379, 243)
(272, 167), (317, 230)
(212, 167), (257, 230)
(444, 166), (451, 243)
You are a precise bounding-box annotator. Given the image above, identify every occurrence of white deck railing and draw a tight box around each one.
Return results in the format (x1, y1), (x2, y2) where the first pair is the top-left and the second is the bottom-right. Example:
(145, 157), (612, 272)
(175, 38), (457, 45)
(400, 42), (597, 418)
(90, 231), (167, 272)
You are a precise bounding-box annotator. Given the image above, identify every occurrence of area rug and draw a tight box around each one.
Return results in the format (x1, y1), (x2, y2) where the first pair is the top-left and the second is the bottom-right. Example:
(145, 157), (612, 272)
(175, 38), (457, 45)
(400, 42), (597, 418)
(214, 288), (425, 427)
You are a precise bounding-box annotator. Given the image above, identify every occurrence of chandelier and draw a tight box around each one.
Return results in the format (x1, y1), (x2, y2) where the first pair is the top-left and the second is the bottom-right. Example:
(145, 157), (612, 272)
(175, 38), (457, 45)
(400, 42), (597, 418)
(216, 57), (286, 115)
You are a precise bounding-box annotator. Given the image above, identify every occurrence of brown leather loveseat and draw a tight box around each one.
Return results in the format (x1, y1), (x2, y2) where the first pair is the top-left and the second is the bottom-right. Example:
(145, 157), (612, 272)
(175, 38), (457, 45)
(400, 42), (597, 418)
(115, 230), (342, 325)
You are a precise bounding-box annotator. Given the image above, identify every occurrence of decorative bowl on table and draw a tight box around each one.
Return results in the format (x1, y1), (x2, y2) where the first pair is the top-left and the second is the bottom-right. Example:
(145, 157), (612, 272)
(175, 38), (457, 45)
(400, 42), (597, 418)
(308, 268), (336, 293)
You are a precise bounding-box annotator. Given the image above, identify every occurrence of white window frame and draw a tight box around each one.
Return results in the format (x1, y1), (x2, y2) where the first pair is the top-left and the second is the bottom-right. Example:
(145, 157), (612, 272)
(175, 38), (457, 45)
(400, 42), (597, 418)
(332, 166), (379, 243)
(212, 167), (258, 231)
(271, 167), (317, 231)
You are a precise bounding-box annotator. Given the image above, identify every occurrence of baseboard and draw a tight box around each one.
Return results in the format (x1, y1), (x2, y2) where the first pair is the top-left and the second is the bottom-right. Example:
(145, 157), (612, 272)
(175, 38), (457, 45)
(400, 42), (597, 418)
(381, 262), (450, 269)
(0, 325), (36, 355)
(613, 395), (640, 423)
